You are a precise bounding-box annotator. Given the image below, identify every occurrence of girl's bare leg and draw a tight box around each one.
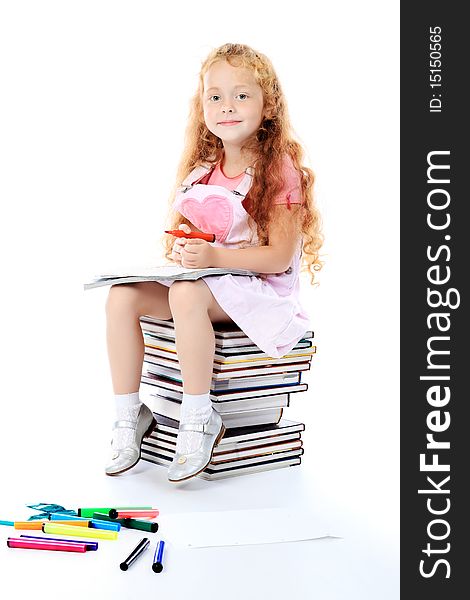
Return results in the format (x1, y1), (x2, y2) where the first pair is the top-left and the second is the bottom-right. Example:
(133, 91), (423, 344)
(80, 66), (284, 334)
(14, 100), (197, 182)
(105, 281), (175, 475)
(167, 280), (233, 478)
(168, 280), (234, 394)
(105, 282), (172, 393)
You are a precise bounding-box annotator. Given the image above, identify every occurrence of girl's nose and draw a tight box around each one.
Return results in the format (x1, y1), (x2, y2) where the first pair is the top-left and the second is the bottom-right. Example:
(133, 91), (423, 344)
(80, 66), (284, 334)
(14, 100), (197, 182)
(222, 105), (234, 113)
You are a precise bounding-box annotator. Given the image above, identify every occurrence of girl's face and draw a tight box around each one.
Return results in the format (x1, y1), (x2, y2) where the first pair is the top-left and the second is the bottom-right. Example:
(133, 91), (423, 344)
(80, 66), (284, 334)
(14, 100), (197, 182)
(202, 60), (264, 150)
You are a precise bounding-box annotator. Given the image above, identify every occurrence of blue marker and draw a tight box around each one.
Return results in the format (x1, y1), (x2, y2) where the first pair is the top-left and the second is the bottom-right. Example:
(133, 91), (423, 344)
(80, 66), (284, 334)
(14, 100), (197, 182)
(50, 513), (88, 521)
(89, 519), (121, 532)
(0, 520), (15, 526)
(152, 540), (165, 573)
(49, 513), (120, 531)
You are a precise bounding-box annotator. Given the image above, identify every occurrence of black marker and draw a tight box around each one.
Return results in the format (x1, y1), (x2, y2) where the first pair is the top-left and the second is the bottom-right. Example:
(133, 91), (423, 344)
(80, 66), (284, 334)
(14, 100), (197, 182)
(119, 537), (150, 571)
(152, 540), (165, 573)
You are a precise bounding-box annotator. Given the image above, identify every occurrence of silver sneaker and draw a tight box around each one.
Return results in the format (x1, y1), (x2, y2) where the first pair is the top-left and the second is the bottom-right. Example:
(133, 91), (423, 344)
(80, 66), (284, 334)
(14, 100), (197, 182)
(105, 403), (156, 476)
(167, 409), (225, 482)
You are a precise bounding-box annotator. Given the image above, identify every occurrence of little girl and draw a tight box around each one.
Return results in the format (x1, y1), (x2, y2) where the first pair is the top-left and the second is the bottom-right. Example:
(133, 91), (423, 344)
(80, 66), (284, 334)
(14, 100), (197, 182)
(105, 43), (323, 482)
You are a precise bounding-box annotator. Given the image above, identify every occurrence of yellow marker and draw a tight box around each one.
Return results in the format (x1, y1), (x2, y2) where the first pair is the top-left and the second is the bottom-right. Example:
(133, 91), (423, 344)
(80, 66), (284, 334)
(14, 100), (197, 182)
(13, 521), (89, 530)
(43, 522), (118, 540)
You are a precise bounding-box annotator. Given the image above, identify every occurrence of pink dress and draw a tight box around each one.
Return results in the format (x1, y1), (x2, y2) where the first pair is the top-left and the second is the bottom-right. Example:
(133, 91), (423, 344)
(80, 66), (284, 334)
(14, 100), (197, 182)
(164, 159), (312, 358)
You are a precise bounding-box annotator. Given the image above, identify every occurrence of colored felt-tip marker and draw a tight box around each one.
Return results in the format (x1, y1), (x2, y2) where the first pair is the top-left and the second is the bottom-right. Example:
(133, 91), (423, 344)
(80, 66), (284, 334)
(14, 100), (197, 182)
(120, 537), (150, 571)
(43, 523), (118, 540)
(49, 513), (91, 522)
(165, 229), (216, 243)
(93, 512), (158, 533)
(20, 535), (98, 551)
(77, 506), (152, 518)
(109, 509), (159, 519)
(152, 540), (165, 573)
(13, 520), (88, 530)
(7, 537), (87, 553)
(89, 519), (121, 532)
(49, 513), (120, 531)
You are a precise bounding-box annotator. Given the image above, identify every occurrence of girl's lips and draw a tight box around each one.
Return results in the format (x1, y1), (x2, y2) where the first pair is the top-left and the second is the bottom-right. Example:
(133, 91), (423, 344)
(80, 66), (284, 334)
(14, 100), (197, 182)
(218, 121), (242, 126)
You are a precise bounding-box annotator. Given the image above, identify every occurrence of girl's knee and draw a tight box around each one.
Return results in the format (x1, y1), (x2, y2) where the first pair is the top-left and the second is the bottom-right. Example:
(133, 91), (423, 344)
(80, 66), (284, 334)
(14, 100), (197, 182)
(168, 280), (210, 314)
(105, 284), (142, 315)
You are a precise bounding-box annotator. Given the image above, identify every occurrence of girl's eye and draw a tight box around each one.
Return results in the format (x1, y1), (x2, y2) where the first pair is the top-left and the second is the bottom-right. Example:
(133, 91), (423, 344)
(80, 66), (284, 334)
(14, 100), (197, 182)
(236, 93), (248, 100)
(209, 95), (221, 102)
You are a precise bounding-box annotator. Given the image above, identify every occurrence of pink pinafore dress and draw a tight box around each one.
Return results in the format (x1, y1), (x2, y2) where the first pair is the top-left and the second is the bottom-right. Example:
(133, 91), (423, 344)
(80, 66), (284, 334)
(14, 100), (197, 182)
(165, 162), (311, 358)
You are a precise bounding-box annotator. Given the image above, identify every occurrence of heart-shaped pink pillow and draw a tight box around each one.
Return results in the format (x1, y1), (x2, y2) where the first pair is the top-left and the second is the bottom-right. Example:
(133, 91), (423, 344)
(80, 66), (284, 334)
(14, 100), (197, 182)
(180, 195), (234, 242)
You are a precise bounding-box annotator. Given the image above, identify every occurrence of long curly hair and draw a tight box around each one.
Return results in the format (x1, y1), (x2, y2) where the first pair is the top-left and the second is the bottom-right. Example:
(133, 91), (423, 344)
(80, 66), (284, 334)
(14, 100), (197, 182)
(163, 43), (323, 284)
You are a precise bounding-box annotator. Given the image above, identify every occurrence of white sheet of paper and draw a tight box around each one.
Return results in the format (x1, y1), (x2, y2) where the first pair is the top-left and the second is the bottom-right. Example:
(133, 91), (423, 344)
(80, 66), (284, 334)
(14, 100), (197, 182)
(94, 264), (256, 278)
(96, 264), (206, 278)
(160, 508), (338, 548)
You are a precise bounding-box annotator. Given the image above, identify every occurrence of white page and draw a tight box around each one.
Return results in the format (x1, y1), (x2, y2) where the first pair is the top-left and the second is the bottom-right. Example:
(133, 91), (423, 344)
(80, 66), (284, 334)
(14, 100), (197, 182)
(93, 264), (253, 278)
(160, 507), (338, 548)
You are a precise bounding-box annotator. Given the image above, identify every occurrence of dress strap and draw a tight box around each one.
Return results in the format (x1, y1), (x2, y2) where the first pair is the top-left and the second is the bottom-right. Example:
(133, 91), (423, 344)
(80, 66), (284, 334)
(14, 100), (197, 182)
(233, 166), (254, 197)
(180, 163), (214, 190)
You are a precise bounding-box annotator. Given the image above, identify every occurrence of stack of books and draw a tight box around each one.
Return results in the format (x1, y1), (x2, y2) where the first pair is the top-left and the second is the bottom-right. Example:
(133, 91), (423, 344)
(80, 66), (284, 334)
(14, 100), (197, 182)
(139, 316), (315, 480)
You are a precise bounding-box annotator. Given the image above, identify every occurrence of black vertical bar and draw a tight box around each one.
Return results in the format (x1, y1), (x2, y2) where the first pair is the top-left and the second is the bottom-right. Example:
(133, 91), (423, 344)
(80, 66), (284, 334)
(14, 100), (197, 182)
(401, 3), (466, 597)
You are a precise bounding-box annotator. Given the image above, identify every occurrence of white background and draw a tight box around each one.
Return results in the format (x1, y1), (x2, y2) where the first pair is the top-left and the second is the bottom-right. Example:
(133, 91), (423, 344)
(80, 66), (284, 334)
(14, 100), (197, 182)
(0, 1), (399, 598)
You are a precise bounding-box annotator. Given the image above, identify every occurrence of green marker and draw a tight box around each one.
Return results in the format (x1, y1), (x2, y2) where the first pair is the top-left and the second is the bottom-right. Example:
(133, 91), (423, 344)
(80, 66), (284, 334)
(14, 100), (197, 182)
(93, 512), (159, 533)
(77, 506), (152, 518)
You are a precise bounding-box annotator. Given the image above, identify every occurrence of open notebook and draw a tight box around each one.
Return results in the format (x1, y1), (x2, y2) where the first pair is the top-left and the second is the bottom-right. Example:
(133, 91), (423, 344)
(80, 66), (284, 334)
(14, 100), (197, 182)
(84, 264), (259, 290)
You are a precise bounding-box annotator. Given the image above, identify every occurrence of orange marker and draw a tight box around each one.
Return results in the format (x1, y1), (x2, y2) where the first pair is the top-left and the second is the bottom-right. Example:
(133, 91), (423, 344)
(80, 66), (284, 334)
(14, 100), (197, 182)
(13, 520), (89, 530)
(165, 229), (216, 243)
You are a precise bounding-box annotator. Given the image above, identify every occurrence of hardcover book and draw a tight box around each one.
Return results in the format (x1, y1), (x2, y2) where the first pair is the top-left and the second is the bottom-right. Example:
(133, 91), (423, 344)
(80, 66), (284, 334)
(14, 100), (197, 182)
(145, 404), (284, 428)
(141, 448), (302, 480)
(144, 363), (302, 391)
(143, 353), (311, 378)
(140, 316), (314, 348)
(141, 373), (308, 401)
(148, 414), (305, 445)
(152, 429), (302, 454)
(140, 388), (289, 417)
(144, 343), (316, 367)
(144, 332), (313, 355)
(142, 439), (303, 465)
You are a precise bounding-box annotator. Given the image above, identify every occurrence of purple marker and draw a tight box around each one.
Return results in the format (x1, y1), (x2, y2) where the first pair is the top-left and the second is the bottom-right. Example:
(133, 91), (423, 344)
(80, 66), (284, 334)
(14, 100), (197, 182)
(20, 535), (98, 551)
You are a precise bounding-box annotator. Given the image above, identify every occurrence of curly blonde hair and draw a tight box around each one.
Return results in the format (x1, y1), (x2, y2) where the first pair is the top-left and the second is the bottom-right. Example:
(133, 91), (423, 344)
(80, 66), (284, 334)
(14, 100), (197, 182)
(163, 43), (323, 284)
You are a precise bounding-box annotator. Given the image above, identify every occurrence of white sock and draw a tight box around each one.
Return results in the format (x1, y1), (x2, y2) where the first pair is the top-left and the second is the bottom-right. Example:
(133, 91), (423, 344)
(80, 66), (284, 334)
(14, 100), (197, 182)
(115, 392), (141, 417)
(181, 392), (212, 411)
(176, 392), (212, 454)
(112, 392), (142, 450)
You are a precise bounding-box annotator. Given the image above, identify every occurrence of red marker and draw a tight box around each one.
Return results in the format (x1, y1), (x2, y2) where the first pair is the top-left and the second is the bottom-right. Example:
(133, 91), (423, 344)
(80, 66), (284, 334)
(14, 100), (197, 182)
(109, 509), (159, 519)
(165, 229), (216, 243)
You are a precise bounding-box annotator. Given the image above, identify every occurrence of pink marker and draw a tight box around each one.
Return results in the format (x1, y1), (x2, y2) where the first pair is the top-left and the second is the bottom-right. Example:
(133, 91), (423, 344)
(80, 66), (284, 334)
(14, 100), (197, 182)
(7, 537), (87, 553)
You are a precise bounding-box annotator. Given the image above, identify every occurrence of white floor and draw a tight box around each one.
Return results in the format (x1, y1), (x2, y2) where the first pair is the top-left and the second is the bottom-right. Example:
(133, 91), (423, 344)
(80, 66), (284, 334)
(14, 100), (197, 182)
(0, 266), (400, 600)
(0, 410), (399, 600)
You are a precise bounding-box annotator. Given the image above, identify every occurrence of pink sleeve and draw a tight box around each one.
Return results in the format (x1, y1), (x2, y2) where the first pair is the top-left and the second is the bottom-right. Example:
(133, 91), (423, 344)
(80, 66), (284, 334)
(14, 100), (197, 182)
(272, 156), (302, 207)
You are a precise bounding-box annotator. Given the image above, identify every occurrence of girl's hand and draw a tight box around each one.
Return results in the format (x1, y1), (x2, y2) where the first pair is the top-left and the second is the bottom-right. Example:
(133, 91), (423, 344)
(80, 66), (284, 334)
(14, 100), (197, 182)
(180, 238), (215, 269)
(170, 224), (191, 264)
